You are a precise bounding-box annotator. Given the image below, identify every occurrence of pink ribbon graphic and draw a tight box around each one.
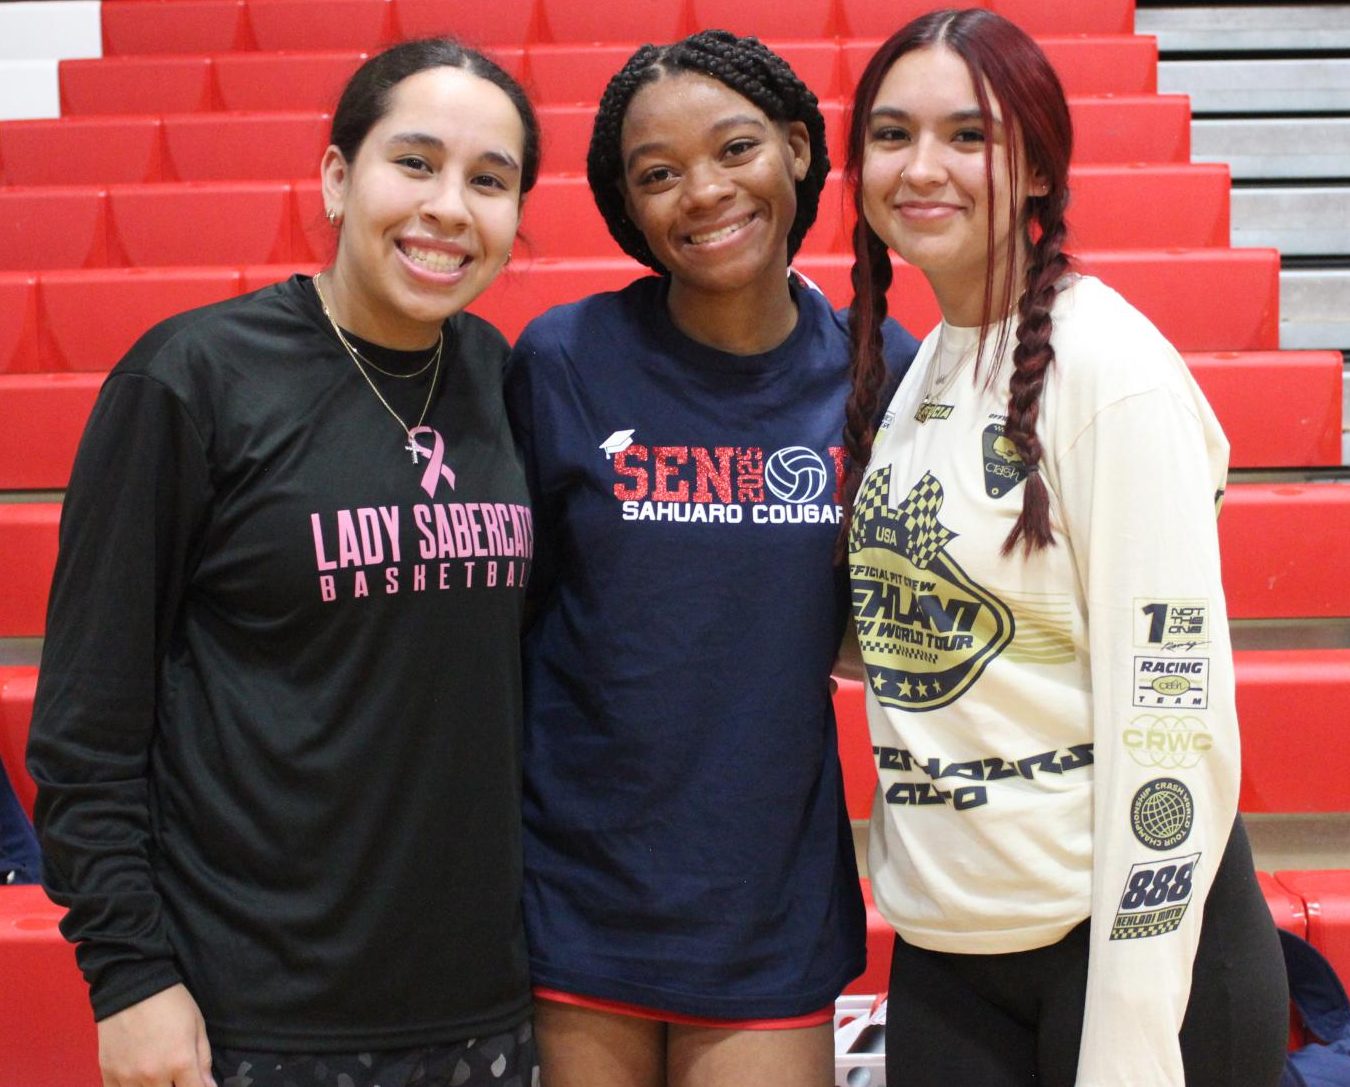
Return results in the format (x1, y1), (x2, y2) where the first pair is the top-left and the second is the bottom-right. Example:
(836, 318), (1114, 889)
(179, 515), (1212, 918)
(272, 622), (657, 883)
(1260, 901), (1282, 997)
(408, 426), (456, 497)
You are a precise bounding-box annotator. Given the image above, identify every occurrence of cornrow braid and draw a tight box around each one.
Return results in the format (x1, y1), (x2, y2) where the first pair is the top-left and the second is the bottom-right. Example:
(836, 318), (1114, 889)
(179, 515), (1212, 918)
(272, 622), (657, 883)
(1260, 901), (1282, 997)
(586, 29), (831, 275)
(1001, 198), (1071, 556)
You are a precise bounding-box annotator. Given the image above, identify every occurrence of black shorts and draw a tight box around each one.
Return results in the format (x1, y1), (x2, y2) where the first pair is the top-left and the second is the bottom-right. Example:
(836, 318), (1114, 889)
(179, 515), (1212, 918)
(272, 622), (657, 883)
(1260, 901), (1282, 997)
(213, 1019), (537, 1087)
(884, 817), (1289, 1087)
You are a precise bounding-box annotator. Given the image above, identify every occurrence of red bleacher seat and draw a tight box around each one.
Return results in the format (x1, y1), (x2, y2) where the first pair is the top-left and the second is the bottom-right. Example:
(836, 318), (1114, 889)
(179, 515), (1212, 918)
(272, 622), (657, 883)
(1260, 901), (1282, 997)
(0, 189), (109, 272)
(1071, 96), (1191, 164)
(537, 104), (597, 176)
(836, 0), (1133, 38)
(37, 268), (241, 372)
(525, 41), (840, 105)
(1040, 35), (1157, 95)
(0, 885), (99, 1087)
(535, 0), (687, 46)
(764, 41), (846, 101)
(690, 0), (837, 39)
(1189, 351), (1343, 468)
(100, 0), (254, 56)
(161, 113), (329, 182)
(990, 0), (1133, 34)
(0, 118), (164, 186)
(0, 667), (37, 819)
(246, 0), (393, 52)
(517, 177), (611, 260)
(0, 504), (59, 638)
(0, 276), (40, 375)
(1221, 484), (1350, 620)
(525, 44), (634, 105)
(1069, 164), (1230, 250)
(396, 0), (537, 47)
(840, 36), (1158, 98)
(213, 51), (366, 112)
(1075, 248), (1279, 351)
(1236, 651), (1350, 813)
(1275, 871), (1350, 992)
(1259, 871), (1309, 938)
(108, 182), (294, 267)
(58, 56), (215, 116)
(0, 374), (102, 491)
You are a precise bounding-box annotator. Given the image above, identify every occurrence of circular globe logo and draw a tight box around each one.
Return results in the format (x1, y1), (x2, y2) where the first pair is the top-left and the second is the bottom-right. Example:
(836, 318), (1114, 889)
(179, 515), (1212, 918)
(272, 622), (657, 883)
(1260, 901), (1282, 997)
(764, 446), (829, 504)
(1130, 778), (1194, 851)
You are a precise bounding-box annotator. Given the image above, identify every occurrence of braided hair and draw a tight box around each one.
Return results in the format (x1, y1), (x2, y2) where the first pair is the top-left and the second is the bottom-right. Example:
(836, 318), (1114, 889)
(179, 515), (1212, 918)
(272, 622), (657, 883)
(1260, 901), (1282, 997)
(841, 9), (1073, 556)
(586, 29), (831, 274)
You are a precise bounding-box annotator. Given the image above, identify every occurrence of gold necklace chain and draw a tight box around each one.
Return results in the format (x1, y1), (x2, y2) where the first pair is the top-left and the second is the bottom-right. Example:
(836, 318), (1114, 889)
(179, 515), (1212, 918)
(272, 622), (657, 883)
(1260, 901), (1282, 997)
(313, 271), (444, 462)
(343, 336), (438, 380)
(915, 323), (976, 424)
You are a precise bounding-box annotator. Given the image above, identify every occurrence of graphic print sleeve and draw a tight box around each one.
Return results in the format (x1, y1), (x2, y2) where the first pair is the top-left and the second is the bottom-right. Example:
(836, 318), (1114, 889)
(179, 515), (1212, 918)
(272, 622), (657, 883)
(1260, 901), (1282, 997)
(27, 371), (213, 1020)
(1054, 374), (1238, 1086)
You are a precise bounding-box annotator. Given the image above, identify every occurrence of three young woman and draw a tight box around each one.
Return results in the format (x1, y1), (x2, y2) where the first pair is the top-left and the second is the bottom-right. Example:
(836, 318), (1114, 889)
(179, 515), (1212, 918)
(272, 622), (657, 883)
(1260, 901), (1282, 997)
(506, 29), (916, 1087)
(29, 40), (539, 1087)
(841, 9), (1288, 1086)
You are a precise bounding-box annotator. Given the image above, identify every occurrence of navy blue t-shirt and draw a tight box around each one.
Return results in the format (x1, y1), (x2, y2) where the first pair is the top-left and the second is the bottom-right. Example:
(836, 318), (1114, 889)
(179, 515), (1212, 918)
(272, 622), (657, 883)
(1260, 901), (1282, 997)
(505, 275), (918, 1018)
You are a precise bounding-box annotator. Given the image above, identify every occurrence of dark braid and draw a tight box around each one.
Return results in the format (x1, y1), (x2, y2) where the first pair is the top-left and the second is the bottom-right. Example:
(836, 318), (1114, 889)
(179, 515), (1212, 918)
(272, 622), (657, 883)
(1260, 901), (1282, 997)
(586, 29), (831, 275)
(838, 217), (893, 555)
(1002, 197), (1071, 555)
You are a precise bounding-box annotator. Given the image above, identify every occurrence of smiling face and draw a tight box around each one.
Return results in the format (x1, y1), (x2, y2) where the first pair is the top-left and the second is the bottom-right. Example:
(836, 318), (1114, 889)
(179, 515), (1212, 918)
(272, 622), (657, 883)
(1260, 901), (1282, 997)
(321, 64), (525, 348)
(861, 45), (1041, 324)
(618, 72), (810, 303)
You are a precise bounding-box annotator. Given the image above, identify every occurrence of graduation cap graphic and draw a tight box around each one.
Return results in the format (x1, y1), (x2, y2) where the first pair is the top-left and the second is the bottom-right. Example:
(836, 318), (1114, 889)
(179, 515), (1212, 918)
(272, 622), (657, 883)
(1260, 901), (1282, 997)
(599, 429), (636, 458)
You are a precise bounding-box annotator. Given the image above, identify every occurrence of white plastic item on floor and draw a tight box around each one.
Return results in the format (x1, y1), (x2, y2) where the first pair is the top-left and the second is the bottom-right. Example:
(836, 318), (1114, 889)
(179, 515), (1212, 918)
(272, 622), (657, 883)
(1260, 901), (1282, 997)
(835, 994), (887, 1087)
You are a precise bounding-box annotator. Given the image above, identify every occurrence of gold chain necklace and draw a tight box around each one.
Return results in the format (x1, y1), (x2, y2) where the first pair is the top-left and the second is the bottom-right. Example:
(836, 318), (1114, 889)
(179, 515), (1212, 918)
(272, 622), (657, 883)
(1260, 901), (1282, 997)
(313, 271), (444, 463)
(914, 324), (976, 424)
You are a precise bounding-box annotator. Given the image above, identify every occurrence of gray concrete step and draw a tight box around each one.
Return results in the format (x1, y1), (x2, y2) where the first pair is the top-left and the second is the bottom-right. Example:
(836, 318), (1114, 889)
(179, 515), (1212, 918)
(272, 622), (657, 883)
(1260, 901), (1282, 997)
(1231, 186), (1350, 254)
(1280, 268), (1350, 350)
(1137, 4), (1350, 52)
(1192, 117), (1350, 179)
(1160, 58), (1350, 114)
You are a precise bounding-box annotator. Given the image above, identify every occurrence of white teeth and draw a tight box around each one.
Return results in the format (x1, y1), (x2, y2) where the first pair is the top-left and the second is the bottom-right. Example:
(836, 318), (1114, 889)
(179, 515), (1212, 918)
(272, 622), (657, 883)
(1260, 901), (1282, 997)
(401, 244), (466, 273)
(688, 217), (751, 246)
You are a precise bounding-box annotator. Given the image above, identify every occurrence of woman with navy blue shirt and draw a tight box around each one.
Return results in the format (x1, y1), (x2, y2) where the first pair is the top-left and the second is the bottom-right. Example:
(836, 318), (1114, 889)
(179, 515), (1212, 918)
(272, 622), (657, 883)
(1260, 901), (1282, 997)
(506, 30), (917, 1087)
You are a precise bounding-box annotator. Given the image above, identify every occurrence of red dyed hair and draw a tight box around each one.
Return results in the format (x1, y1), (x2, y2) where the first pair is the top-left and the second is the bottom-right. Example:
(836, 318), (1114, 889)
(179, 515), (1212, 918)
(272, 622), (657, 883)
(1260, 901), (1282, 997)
(840, 8), (1074, 556)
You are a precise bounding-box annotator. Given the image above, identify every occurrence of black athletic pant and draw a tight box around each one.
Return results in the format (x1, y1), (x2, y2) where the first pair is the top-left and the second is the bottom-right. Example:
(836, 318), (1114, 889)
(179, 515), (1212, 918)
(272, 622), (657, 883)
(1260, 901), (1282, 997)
(884, 818), (1288, 1086)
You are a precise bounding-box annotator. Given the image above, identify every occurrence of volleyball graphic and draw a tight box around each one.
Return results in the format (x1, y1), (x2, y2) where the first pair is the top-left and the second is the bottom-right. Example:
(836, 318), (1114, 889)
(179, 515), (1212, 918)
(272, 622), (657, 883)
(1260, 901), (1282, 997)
(764, 446), (829, 504)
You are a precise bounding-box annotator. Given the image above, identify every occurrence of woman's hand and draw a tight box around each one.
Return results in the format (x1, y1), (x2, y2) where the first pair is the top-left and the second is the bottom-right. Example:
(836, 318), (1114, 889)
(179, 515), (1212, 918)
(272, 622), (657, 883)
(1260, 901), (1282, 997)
(97, 984), (215, 1087)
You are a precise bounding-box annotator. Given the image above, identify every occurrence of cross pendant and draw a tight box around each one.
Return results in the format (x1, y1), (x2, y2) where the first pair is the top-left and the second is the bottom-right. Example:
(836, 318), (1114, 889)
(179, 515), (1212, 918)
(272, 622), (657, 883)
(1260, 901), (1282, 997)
(405, 437), (421, 464)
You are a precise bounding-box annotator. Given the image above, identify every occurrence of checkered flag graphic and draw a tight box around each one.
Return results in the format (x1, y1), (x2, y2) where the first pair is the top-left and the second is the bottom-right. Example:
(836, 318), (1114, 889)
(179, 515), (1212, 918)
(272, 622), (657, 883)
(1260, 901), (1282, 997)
(899, 472), (953, 570)
(849, 465), (894, 552)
